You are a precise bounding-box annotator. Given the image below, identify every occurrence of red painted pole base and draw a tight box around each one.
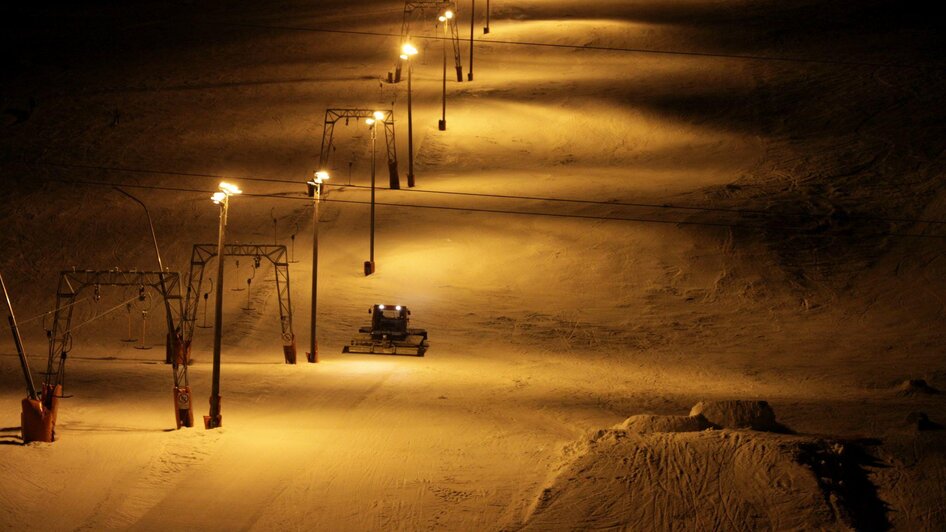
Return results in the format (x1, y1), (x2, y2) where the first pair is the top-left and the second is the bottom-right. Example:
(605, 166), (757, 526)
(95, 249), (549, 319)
(22, 384), (60, 443)
(203, 414), (222, 429)
(204, 395), (222, 429)
(283, 341), (297, 364)
(21, 398), (55, 443)
(174, 386), (194, 428)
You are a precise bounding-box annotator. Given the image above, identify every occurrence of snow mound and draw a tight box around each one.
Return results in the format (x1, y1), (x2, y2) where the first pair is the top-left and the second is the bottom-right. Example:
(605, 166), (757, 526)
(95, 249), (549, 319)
(617, 413), (711, 433)
(896, 379), (940, 397)
(690, 399), (779, 431)
(522, 430), (881, 531)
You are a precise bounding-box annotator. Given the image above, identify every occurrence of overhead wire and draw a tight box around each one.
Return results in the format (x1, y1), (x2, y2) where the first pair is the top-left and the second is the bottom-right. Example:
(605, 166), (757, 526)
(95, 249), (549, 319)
(17, 296), (92, 326)
(221, 22), (939, 70)
(16, 160), (946, 227)
(63, 294), (141, 336)
(329, 183), (946, 227)
(30, 176), (946, 241)
(3, 12), (942, 240)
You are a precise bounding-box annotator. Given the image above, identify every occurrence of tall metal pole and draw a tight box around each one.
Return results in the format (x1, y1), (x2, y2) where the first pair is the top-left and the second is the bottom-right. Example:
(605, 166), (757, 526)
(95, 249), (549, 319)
(114, 187), (176, 364)
(308, 180), (321, 363)
(407, 58), (415, 187)
(439, 20), (448, 131)
(1, 272), (37, 400)
(468, 0), (475, 81)
(370, 123), (376, 265)
(206, 195), (228, 429)
(365, 122), (377, 276)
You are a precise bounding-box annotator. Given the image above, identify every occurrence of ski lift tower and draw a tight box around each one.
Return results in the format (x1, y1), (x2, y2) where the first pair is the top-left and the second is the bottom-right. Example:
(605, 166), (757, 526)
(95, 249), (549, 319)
(318, 108), (401, 190)
(388, 1), (463, 84)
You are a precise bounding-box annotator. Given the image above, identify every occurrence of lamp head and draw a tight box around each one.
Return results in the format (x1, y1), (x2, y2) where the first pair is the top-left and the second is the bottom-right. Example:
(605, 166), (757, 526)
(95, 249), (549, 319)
(218, 181), (242, 196)
(401, 43), (418, 57)
(373, 110), (385, 121)
(307, 170), (329, 197)
(445, 10), (454, 19)
(211, 191), (227, 204)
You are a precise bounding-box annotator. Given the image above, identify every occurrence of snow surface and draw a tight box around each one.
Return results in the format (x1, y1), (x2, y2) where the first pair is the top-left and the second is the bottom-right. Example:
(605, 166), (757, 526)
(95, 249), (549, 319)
(1, 0), (945, 529)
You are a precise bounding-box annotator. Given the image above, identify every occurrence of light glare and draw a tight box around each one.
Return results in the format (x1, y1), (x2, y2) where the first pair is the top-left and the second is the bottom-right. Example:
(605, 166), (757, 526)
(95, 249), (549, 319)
(218, 181), (242, 195)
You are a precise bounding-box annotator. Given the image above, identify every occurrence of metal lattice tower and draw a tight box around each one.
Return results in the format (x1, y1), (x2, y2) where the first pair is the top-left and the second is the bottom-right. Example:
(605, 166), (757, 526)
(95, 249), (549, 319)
(318, 108), (400, 189)
(43, 269), (192, 428)
(183, 244), (297, 363)
(389, 1), (463, 84)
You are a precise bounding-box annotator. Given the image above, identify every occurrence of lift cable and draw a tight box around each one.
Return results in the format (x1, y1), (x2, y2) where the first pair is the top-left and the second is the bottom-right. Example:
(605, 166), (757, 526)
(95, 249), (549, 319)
(316, 196), (946, 240)
(21, 161), (946, 227)
(17, 296), (92, 326)
(328, 183), (946, 227)
(35, 176), (946, 241)
(221, 21), (941, 70)
(63, 294), (141, 336)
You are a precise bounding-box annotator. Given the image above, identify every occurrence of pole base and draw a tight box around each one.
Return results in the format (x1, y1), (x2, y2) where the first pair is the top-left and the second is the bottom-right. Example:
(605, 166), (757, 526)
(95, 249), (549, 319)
(484, 27), (490, 34)
(174, 386), (194, 428)
(364, 261), (375, 276)
(203, 415), (222, 429)
(438, 119), (446, 131)
(283, 341), (297, 364)
(21, 394), (57, 443)
(456, 66), (463, 82)
(407, 173), (415, 188)
(388, 160), (401, 190)
(306, 337), (318, 363)
(468, 72), (473, 81)
(204, 395), (222, 429)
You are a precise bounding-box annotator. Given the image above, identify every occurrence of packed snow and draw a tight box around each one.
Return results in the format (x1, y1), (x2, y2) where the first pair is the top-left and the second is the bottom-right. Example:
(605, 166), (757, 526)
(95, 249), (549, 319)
(2, 0), (945, 529)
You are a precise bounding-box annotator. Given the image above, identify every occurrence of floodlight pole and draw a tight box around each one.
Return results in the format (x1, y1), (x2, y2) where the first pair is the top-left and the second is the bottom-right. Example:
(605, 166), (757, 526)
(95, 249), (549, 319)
(206, 194), (229, 429)
(407, 57), (415, 187)
(439, 18), (448, 131)
(307, 173), (327, 363)
(468, 0), (474, 81)
(365, 121), (378, 276)
(310, 184), (320, 362)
